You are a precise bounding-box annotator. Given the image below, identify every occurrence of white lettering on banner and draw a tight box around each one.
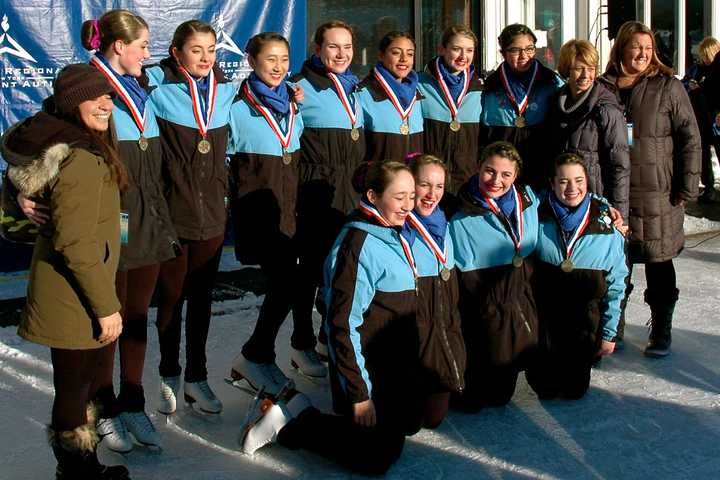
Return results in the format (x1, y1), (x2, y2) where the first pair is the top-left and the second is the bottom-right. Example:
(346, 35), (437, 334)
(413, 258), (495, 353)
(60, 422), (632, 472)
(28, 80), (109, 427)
(0, 15), (36, 63)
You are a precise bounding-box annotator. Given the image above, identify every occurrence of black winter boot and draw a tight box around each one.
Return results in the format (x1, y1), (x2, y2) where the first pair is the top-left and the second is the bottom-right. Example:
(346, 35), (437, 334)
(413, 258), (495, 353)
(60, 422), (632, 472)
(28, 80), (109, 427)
(48, 424), (130, 479)
(643, 288), (679, 358)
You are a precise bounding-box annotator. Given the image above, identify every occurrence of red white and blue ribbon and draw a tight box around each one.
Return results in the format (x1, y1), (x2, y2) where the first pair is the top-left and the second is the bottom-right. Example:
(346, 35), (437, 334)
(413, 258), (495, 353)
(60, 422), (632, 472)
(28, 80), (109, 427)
(90, 56), (146, 134)
(373, 69), (417, 123)
(433, 57), (470, 119)
(483, 185), (525, 253)
(178, 65), (217, 138)
(244, 82), (297, 151)
(359, 200), (417, 278)
(559, 199), (592, 260)
(499, 61), (538, 118)
(407, 211), (447, 266)
(327, 72), (359, 128)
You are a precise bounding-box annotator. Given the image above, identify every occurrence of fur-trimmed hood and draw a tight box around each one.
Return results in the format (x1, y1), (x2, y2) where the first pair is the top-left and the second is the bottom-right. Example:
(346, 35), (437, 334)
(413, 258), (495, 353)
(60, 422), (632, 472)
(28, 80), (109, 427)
(1, 111), (98, 196)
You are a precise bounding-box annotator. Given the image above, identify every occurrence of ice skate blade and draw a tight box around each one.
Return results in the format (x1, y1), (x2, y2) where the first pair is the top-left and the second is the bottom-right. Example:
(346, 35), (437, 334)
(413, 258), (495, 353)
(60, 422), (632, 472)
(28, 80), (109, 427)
(225, 376), (263, 396)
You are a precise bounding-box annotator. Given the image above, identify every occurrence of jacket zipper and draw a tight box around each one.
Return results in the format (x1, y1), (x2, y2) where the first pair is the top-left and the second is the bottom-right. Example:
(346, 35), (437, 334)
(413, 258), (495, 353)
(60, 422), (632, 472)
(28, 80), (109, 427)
(437, 275), (463, 392)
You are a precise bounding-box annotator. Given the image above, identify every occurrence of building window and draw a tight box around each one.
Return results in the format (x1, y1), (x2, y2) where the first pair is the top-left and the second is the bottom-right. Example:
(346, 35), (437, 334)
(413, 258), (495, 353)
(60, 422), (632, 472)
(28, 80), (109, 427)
(419, 0), (480, 70)
(651, 0), (677, 69)
(687, 0), (706, 66)
(307, 0), (413, 77)
(533, 0), (562, 69)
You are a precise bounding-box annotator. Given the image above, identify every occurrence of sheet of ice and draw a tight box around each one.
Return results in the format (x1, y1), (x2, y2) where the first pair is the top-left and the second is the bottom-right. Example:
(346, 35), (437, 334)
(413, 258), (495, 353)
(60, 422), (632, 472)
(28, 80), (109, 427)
(1, 236), (719, 479)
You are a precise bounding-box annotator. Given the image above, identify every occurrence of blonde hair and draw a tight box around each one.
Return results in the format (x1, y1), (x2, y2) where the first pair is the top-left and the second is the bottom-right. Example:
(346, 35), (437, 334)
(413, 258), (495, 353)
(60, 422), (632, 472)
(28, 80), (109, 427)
(557, 40), (598, 79)
(605, 21), (673, 77)
(441, 25), (478, 48)
(81, 10), (148, 53)
(698, 37), (720, 64)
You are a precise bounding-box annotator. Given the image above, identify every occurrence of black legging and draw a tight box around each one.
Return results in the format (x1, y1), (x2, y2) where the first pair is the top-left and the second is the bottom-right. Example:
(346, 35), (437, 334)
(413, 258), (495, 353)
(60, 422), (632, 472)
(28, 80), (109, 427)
(629, 259), (678, 300)
(157, 235), (223, 382)
(51, 347), (104, 431)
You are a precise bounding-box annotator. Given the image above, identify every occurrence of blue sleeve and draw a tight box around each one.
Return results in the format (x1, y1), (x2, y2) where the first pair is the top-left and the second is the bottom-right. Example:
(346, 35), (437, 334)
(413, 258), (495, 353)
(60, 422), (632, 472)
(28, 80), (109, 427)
(600, 232), (629, 341)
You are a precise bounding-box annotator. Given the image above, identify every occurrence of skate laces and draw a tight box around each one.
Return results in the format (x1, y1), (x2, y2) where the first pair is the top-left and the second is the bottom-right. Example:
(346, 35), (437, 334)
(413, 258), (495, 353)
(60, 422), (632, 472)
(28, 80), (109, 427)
(196, 380), (218, 400)
(160, 380), (177, 400)
(125, 411), (156, 434)
(100, 416), (129, 436)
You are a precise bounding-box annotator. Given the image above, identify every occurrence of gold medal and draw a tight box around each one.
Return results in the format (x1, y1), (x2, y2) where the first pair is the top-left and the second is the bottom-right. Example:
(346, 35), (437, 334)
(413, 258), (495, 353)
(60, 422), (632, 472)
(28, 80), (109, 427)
(350, 127), (360, 141)
(514, 116), (526, 128)
(512, 254), (524, 268)
(399, 123), (410, 135)
(560, 259), (574, 273)
(282, 151), (292, 165)
(449, 119), (461, 132)
(198, 138), (211, 154)
(138, 136), (149, 152)
(440, 267), (451, 282)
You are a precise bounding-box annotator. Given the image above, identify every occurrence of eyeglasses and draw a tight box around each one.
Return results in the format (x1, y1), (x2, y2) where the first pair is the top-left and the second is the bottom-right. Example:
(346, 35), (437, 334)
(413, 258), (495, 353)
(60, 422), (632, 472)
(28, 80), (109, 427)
(504, 46), (537, 57)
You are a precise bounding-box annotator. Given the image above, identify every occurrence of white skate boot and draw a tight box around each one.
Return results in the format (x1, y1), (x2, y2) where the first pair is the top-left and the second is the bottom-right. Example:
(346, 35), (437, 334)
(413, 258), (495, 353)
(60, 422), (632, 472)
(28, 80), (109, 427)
(241, 392), (311, 455)
(184, 380), (223, 414)
(121, 411), (161, 448)
(230, 352), (294, 397)
(96, 415), (133, 453)
(157, 376), (180, 415)
(290, 347), (327, 378)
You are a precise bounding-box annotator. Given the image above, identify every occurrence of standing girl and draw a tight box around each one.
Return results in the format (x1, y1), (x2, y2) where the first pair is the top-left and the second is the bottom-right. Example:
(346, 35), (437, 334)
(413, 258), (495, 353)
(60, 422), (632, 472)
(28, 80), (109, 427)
(407, 154), (466, 426)
(2, 64), (130, 479)
(145, 20), (236, 414)
(449, 141), (540, 411)
(527, 154), (628, 399)
(481, 24), (564, 190)
(290, 20), (365, 372)
(418, 26), (483, 196)
(227, 32), (305, 395)
(79, 10), (178, 451)
(359, 31), (424, 163)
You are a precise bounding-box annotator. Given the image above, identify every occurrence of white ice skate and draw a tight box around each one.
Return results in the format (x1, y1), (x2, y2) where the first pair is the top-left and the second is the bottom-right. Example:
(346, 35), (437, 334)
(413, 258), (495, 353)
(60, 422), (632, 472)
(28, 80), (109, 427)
(96, 415), (133, 453)
(240, 392), (311, 455)
(184, 380), (223, 414)
(290, 347), (327, 378)
(228, 352), (294, 397)
(121, 411), (161, 448)
(158, 376), (181, 415)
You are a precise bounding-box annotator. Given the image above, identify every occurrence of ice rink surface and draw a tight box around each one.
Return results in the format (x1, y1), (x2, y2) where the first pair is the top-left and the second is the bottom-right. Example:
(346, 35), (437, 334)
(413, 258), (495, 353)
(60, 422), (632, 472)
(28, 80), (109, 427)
(1, 233), (718, 479)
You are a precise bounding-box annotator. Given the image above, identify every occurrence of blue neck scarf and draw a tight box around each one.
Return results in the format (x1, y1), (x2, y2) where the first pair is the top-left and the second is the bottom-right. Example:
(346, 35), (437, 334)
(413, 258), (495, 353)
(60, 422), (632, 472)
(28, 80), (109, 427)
(503, 59), (537, 107)
(375, 62), (419, 110)
(95, 53), (147, 116)
(467, 175), (518, 232)
(414, 206), (447, 251)
(194, 74), (211, 120)
(548, 192), (591, 241)
(248, 72), (290, 117)
(311, 54), (359, 108)
(437, 57), (474, 104)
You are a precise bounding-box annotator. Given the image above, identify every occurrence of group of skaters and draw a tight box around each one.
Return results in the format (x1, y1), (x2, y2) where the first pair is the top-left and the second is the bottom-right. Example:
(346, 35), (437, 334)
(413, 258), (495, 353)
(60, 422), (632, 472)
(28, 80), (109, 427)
(0, 9), (702, 479)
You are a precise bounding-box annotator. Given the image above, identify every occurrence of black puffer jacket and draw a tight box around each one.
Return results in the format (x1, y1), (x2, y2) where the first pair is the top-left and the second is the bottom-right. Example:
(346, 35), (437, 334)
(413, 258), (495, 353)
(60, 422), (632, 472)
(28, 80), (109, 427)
(600, 71), (701, 263)
(548, 82), (631, 218)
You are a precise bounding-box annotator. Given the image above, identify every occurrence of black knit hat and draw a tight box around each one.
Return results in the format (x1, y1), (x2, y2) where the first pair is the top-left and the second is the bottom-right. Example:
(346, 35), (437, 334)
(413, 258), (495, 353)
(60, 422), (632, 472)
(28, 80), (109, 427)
(53, 63), (115, 115)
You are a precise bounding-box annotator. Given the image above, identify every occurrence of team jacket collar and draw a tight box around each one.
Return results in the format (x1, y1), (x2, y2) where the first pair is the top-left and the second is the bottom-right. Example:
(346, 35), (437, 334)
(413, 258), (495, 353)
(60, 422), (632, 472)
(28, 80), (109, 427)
(358, 68), (425, 103)
(425, 57), (484, 93)
(457, 181), (533, 216)
(538, 192), (615, 236)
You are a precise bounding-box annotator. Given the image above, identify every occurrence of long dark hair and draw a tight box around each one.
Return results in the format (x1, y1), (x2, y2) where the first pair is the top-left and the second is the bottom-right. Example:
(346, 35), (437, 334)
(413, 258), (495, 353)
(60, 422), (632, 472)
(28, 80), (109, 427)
(72, 109), (128, 191)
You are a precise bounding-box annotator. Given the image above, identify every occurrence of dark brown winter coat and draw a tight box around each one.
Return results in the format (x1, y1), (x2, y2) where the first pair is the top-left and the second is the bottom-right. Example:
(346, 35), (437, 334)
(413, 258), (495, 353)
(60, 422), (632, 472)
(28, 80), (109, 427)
(599, 72), (701, 263)
(547, 81), (631, 218)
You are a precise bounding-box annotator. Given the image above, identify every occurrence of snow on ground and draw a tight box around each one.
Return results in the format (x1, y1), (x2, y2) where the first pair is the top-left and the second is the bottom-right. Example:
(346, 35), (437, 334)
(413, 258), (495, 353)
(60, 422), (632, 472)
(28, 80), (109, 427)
(1, 235), (719, 479)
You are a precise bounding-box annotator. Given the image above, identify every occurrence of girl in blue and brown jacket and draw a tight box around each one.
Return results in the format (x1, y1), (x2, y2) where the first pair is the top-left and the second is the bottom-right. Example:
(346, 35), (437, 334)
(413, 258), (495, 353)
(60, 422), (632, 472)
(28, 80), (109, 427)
(481, 24), (564, 190)
(238, 161), (426, 475)
(227, 32), (306, 396)
(359, 31), (424, 163)
(407, 154), (466, 427)
(145, 19), (236, 415)
(526, 153), (628, 400)
(418, 25), (483, 196)
(449, 141), (540, 411)
(290, 20), (365, 374)
(81, 10), (179, 450)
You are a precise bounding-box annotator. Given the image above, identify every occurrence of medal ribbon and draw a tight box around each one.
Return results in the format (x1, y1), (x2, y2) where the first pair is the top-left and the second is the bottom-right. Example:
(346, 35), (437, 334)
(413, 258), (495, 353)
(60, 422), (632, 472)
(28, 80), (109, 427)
(244, 83), (296, 150)
(178, 65), (217, 138)
(373, 69), (417, 123)
(434, 57), (470, 119)
(359, 200), (418, 278)
(90, 56), (146, 134)
(499, 61), (538, 118)
(556, 199), (592, 260)
(327, 72), (359, 128)
(407, 211), (447, 266)
(483, 185), (524, 253)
